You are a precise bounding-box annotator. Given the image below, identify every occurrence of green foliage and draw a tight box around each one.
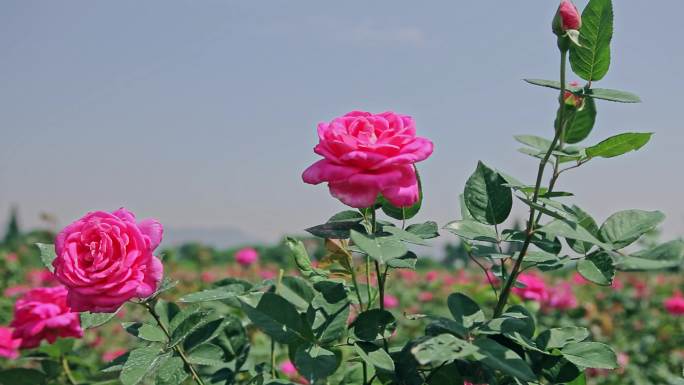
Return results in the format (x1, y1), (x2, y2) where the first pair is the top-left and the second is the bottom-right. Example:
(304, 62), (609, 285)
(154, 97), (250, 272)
(585, 133), (653, 159)
(570, 0), (614, 82)
(464, 161), (513, 225)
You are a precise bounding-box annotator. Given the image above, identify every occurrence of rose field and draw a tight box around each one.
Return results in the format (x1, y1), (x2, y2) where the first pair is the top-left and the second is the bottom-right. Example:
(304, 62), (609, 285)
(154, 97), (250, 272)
(1, 1), (683, 385)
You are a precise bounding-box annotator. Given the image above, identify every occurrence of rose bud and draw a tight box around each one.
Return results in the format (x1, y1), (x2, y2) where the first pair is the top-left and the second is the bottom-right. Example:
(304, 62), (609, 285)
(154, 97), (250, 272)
(553, 0), (582, 35)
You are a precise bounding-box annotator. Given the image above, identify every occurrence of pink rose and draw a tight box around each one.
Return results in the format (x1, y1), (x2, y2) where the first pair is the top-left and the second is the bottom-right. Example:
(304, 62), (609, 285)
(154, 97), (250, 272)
(553, 0), (582, 34)
(102, 348), (127, 362)
(546, 282), (577, 310)
(512, 273), (548, 302)
(664, 291), (684, 316)
(418, 291), (433, 302)
(0, 327), (21, 359)
(10, 286), (83, 349)
(383, 294), (399, 309)
(425, 270), (440, 282)
(53, 208), (163, 312)
(235, 247), (259, 267)
(26, 269), (59, 287)
(303, 111), (433, 208)
(280, 360), (298, 377)
(5, 253), (18, 263)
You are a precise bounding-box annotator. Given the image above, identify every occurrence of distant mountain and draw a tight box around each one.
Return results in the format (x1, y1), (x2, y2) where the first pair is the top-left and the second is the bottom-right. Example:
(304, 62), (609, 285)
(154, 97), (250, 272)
(161, 226), (261, 249)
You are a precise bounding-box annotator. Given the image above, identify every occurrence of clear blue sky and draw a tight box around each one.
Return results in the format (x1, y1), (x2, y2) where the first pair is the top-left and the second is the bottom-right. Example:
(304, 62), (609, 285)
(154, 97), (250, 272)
(1, 1), (683, 243)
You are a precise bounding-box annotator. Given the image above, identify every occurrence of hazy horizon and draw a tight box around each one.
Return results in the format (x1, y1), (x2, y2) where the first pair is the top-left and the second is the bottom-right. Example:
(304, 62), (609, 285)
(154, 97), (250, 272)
(2, 1), (683, 245)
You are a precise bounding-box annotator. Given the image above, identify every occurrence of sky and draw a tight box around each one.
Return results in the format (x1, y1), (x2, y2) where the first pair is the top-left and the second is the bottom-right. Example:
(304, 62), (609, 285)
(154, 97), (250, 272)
(1, 1), (683, 246)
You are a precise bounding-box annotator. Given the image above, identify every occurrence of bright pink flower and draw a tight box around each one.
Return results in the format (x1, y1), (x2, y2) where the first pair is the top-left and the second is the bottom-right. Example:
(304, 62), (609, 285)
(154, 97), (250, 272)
(664, 291), (684, 315)
(302, 111), (433, 208)
(102, 348), (126, 362)
(259, 269), (278, 280)
(425, 270), (440, 282)
(235, 247), (259, 267)
(418, 291), (433, 302)
(512, 273), (548, 302)
(52, 208), (163, 312)
(4, 285), (29, 297)
(554, 0), (582, 32)
(571, 272), (589, 285)
(546, 282), (577, 310)
(397, 270), (418, 282)
(280, 360), (298, 377)
(611, 277), (623, 290)
(26, 269), (59, 287)
(10, 286), (83, 349)
(201, 272), (216, 283)
(5, 253), (18, 263)
(0, 327), (21, 359)
(383, 294), (399, 309)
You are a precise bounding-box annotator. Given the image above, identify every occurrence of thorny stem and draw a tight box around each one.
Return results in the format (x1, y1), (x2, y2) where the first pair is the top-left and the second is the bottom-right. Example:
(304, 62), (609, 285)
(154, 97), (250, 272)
(61, 355), (78, 385)
(493, 49), (569, 318)
(144, 301), (206, 385)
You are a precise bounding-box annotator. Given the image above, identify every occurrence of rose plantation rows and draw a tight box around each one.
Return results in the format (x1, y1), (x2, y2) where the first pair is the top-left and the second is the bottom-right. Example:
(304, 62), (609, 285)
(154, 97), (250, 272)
(0, 1), (683, 385)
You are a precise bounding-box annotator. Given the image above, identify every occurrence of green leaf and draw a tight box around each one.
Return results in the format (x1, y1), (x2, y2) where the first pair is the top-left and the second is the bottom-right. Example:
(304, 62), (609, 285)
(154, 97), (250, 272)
(464, 161), (513, 225)
(514, 135), (552, 151)
(122, 322), (168, 342)
(187, 343), (226, 366)
(584, 88), (641, 103)
(523, 79), (640, 103)
(564, 97), (597, 144)
(585, 132), (652, 159)
(561, 342), (618, 369)
(536, 327), (590, 350)
(183, 313), (226, 352)
(169, 308), (213, 347)
(179, 286), (244, 303)
(328, 210), (364, 223)
(473, 338), (535, 381)
(577, 251), (615, 286)
(599, 209), (665, 249)
(615, 256), (681, 271)
(405, 221), (440, 239)
(351, 309), (395, 341)
(565, 205), (600, 254)
(539, 219), (612, 250)
(386, 250), (418, 270)
(444, 220), (497, 243)
(280, 276), (316, 311)
(294, 344), (340, 383)
(35, 243), (56, 273)
(0, 368), (47, 385)
(241, 292), (312, 344)
(154, 300), (180, 330)
(383, 226), (429, 246)
(155, 356), (188, 385)
(567, 373), (587, 385)
(354, 342), (394, 372)
(80, 311), (119, 329)
(380, 167), (423, 220)
(350, 230), (407, 264)
(411, 334), (478, 365)
(448, 293), (485, 329)
(120, 346), (163, 385)
(570, 0), (614, 82)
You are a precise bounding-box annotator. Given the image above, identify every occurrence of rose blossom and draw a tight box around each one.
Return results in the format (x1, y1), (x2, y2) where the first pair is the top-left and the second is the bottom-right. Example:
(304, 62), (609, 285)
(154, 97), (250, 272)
(512, 273), (548, 302)
(303, 111), (433, 208)
(280, 360), (298, 377)
(553, 0), (581, 34)
(383, 294), (399, 309)
(664, 291), (684, 316)
(418, 291), (434, 302)
(52, 208), (163, 312)
(102, 348), (127, 362)
(10, 286), (83, 349)
(0, 327), (21, 359)
(235, 247), (259, 267)
(546, 282), (578, 310)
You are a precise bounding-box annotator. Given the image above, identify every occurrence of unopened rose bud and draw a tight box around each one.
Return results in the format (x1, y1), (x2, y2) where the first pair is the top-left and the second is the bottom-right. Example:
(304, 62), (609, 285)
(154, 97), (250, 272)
(553, 0), (582, 35)
(563, 81), (584, 108)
